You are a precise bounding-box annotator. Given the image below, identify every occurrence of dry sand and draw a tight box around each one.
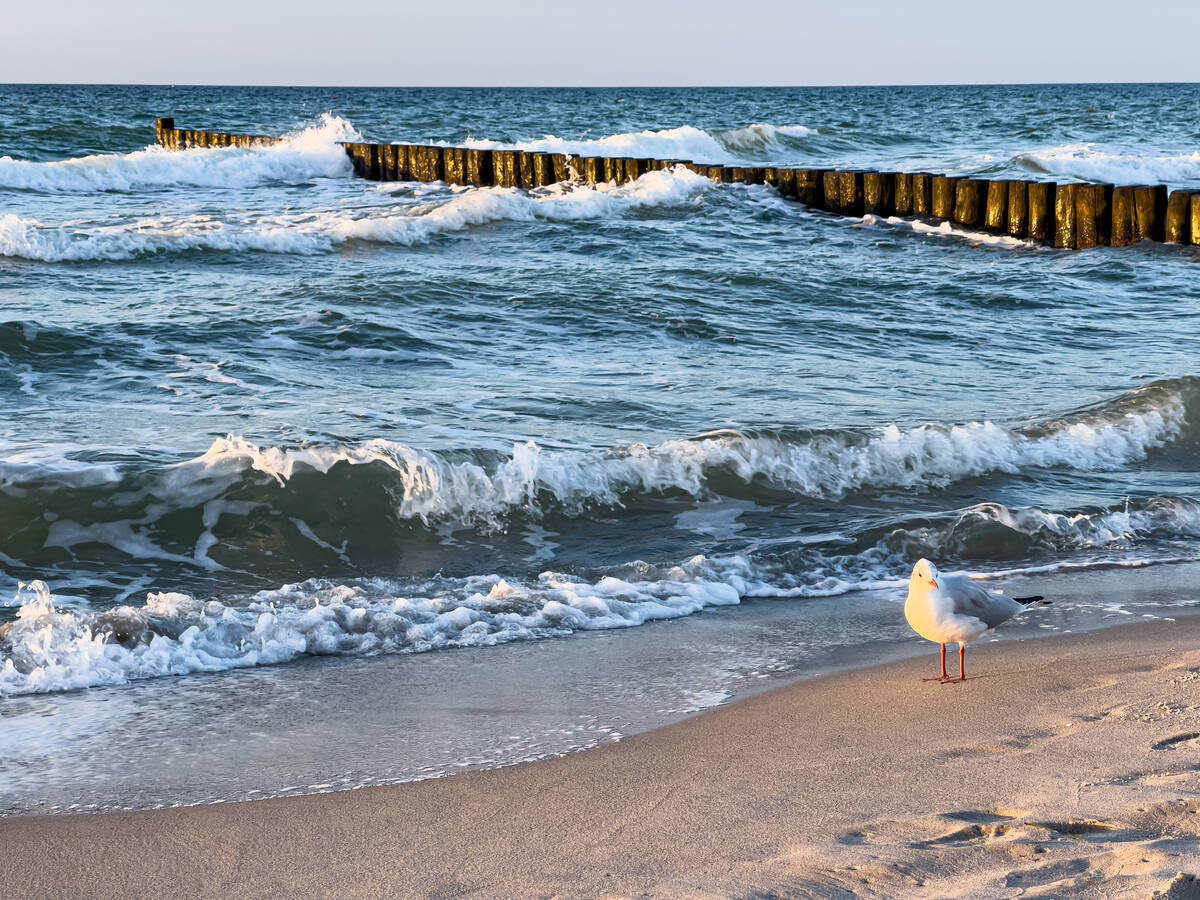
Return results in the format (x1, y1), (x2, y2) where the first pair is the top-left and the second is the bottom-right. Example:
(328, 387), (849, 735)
(3, 616), (1200, 899)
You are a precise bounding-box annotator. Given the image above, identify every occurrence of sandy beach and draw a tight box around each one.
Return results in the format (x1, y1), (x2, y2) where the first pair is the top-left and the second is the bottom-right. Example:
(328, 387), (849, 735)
(3, 612), (1198, 899)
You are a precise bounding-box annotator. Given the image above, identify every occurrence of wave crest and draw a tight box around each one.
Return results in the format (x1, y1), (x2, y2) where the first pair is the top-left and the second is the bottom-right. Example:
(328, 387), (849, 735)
(0, 113), (359, 194)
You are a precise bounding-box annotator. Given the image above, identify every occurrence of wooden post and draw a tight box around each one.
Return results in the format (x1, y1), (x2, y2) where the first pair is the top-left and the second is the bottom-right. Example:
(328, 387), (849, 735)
(514, 152), (535, 189)
(549, 154), (569, 183)
(931, 176), (958, 220)
(776, 168), (797, 199)
(527, 153), (553, 186)
(441, 147), (466, 185)
(822, 171), (842, 212)
(763, 168), (780, 187)
(1110, 186), (1136, 247)
(1133, 185), (1168, 242)
(493, 150), (518, 187)
(156, 117), (174, 146)
(1003, 181), (1028, 237)
(911, 173), (935, 216)
(952, 179), (988, 226)
(602, 158), (621, 183)
(985, 181), (1008, 232)
(394, 145), (411, 181)
(379, 144), (398, 181)
(464, 149), (492, 185)
(1165, 190), (1192, 243)
(1075, 183), (1112, 249)
(702, 165), (725, 183)
(1191, 194), (1200, 246)
(424, 145), (445, 182)
(795, 170), (825, 206)
(1054, 183), (1079, 248)
(863, 172), (894, 216)
(893, 173), (913, 216)
(1027, 182), (1055, 242)
(742, 167), (766, 185)
(840, 171), (865, 215)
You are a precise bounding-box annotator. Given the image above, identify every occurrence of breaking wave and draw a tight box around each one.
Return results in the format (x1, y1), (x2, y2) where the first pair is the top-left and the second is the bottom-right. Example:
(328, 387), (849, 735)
(1014, 143), (1200, 188)
(0, 166), (713, 261)
(4, 488), (1200, 696)
(459, 122), (818, 164)
(0, 378), (1195, 575)
(0, 114), (360, 193)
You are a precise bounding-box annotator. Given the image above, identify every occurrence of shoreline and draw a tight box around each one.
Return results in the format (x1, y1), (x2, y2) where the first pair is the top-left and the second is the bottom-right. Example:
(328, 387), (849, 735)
(4, 613), (1200, 898)
(3, 560), (1196, 820)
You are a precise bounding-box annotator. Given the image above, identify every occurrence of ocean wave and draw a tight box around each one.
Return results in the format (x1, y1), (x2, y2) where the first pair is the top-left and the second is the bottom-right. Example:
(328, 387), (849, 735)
(0, 379), (1195, 574)
(459, 122), (818, 164)
(0, 114), (359, 194)
(4, 490), (1200, 696)
(1013, 143), (1200, 187)
(0, 166), (713, 261)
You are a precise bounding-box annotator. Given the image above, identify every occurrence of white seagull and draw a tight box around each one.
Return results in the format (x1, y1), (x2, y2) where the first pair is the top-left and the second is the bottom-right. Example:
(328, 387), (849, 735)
(905, 558), (1048, 682)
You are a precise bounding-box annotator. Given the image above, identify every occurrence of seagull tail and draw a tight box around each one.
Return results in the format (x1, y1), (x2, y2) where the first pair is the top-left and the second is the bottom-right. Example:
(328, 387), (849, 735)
(1015, 595), (1049, 606)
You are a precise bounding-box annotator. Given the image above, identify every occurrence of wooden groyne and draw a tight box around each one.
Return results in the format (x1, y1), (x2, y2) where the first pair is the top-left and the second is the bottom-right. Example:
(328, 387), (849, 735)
(154, 118), (1200, 249)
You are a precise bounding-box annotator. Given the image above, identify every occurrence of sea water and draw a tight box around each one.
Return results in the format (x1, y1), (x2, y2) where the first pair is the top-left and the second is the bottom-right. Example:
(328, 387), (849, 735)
(2, 84), (1199, 809)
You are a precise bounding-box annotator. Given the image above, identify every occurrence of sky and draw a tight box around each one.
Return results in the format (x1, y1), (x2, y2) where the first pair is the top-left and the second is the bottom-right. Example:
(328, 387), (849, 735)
(3, 1), (1200, 86)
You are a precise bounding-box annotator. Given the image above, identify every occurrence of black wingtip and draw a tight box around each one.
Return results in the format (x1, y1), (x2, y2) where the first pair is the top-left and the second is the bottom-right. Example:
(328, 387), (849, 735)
(1015, 595), (1047, 605)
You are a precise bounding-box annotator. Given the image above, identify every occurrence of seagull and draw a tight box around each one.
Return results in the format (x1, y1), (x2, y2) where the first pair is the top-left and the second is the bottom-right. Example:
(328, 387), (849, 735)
(905, 558), (1048, 682)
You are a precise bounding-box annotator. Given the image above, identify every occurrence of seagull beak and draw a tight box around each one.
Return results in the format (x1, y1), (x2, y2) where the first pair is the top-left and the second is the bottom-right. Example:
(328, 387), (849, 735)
(928, 579), (938, 589)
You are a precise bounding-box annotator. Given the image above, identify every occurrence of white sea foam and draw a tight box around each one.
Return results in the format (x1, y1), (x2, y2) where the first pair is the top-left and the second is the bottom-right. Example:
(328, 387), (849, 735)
(458, 123), (817, 164)
(5, 490), (1200, 696)
(189, 390), (1186, 528)
(872, 215), (1035, 248)
(1016, 143), (1200, 188)
(0, 562), (752, 695)
(0, 114), (359, 194)
(0, 167), (712, 261)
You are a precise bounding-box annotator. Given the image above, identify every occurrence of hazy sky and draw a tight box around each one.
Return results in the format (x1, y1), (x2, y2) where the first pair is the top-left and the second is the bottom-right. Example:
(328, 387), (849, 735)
(4, 1), (1199, 86)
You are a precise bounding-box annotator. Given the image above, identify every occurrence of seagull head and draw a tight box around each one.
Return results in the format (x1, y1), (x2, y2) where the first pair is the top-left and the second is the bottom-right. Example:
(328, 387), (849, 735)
(911, 558), (940, 592)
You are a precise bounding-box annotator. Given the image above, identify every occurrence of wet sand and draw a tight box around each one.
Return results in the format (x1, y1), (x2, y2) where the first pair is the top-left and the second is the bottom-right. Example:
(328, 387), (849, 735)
(4, 612), (1200, 898)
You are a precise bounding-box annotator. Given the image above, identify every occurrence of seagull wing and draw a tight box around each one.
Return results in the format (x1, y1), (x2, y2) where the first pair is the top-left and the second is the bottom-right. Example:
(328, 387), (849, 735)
(938, 573), (1023, 630)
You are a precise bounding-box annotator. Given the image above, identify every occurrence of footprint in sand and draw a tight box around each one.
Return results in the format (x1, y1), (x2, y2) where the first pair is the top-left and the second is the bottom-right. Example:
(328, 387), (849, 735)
(1151, 732), (1200, 751)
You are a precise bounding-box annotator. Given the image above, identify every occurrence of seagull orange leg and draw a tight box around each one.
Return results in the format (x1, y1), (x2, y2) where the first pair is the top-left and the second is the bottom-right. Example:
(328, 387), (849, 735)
(958, 644), (966, 682)
(923, 643), (949, 682)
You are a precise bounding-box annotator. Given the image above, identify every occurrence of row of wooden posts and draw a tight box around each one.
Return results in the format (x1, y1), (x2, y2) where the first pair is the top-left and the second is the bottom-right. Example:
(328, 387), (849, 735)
(155, 118), (1199, 249)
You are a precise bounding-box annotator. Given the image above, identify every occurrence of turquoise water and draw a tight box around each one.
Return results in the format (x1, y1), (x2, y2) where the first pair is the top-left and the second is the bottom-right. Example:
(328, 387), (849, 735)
(2, 84), (1200, 698)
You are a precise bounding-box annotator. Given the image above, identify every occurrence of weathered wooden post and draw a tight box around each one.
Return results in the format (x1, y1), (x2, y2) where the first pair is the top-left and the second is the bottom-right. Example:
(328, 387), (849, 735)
(985, 181), (1008, 232)
(742, 167), (766, 185)
(1027, 182), (1055, 242)
(549, 154), (569, 183)
(464, 149), (492, 185)
(529, 153), (555, 186)
(892, 173), (913, 216)
(513, 152), (534, 189)
(379, 144), (397, 180)
(1075, 183), (1112, 249)
(863, 172), (894, 216)
(703, 165), (726, 183)
(952, 179), (988, 226)
(156, 117), (174, 146)
(795, 169), (825, 206)
(840, 171), (865, 215)
(912, 173), (935, 216)
(775, 168), (797, 198)
(1005, 181), (1029, 237)
(441, 147), (466, 184)
(1165, 190), (1193, 243)
(1109, 186), (1136, 246)
(1133, 184), (1168, 242)
(931, 176), (958, 220)
(493, 150), (518, 187)
(1191, 195), (1200, 247)
(1054, 183), (1079, 248)
(821, 171), (842, 211)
